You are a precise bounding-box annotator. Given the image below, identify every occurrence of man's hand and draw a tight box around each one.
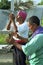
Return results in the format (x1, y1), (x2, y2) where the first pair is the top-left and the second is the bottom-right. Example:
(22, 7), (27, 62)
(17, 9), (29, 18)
(9, 13), (15, 22)
(12, 32), (19, 38)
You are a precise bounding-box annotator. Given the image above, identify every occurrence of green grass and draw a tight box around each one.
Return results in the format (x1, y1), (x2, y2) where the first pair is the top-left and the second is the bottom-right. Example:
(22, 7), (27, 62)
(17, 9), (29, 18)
(0, 33), (9, 44)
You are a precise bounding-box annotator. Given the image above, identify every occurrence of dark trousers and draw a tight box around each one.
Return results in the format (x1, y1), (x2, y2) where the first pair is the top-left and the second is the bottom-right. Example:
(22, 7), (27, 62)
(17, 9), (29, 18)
(12, 46), (26, 65)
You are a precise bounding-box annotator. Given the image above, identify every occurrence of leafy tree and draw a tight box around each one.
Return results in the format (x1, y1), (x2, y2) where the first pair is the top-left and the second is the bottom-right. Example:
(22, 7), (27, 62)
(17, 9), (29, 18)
(14, 0), (34, 10)
(0, 0), (10, 9)
(38, 0), (43, 5)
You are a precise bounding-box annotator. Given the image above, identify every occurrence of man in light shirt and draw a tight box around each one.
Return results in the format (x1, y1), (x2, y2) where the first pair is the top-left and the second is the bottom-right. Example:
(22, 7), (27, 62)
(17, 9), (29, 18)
(6, 10), (29, 65)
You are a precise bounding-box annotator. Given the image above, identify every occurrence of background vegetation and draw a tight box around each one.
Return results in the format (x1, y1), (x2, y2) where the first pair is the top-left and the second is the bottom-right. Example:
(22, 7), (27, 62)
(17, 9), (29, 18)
(0, 0), (10, 9)
(0, 0), (43, 10)
(0, 33), (8, 44)
(41, 19), (43, 26)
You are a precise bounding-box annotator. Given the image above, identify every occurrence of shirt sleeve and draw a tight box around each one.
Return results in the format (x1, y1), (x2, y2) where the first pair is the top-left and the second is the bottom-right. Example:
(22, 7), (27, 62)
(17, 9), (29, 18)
(22, 34), (43, 56)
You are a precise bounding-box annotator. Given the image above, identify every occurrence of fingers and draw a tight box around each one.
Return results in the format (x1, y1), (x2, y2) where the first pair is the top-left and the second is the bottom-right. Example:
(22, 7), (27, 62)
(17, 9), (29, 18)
(9, 13), (15, 20)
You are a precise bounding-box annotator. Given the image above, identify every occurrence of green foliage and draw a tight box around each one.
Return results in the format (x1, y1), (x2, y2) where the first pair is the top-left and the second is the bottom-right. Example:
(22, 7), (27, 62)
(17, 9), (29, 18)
(0, 4), (10, 9)
(38, 1), (43, 5)
(0, 0), (10, 9)
(0, 33), (8, 44)
(0, 2), (3, 9)
(41, 19), (43, 26)
(28, 0), (34, 5)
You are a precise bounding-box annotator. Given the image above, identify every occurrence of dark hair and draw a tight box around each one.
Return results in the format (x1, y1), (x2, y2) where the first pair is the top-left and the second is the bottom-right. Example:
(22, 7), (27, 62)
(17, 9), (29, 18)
(28, 16), (40, 25)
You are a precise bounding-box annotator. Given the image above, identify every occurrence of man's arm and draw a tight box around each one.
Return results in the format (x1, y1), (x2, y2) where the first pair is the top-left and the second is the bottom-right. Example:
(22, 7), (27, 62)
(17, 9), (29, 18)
(22, 34), (43, 56)
(13, 34), (43, 56)
(7, 20), (11, 30)
(13, 21), (18, 32)
(17, 34), (28, 43)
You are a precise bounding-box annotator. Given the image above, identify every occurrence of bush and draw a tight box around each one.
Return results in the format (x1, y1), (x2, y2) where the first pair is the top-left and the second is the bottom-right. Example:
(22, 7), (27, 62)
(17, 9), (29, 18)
(0, 33), (9, 44)
(0, 4), (10, 9)
(41, 19), (43, 26)
(0, 1), (10, 9)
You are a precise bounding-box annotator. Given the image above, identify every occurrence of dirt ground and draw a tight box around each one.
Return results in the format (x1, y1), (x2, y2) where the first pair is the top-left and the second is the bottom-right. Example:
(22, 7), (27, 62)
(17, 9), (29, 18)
(0, 52), (13, 65)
